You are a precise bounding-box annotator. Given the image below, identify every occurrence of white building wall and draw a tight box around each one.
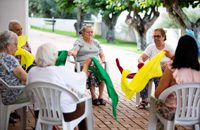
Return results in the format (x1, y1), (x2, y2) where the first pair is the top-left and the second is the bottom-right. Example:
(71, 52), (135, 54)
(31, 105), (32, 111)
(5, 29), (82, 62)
(0, 0), (28, 35)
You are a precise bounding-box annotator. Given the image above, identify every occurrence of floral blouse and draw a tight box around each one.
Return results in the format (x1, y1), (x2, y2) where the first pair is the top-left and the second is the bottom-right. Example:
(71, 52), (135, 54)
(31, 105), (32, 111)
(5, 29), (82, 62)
(0, 53), (23, 104)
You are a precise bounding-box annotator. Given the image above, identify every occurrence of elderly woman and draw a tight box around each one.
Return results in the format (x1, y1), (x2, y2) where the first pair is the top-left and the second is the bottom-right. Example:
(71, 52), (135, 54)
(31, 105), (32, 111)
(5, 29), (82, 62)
(68, 24), (106, 106)
(27, 43), (92, 130)
(137, 28), (175, 109)
(0, 30), (29, 123)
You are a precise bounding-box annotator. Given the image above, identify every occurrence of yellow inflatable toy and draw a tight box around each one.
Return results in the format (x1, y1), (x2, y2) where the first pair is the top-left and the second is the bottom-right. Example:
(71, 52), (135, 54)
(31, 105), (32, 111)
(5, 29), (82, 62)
(121, 51), (166, 99)
(15, 35), (35, 70)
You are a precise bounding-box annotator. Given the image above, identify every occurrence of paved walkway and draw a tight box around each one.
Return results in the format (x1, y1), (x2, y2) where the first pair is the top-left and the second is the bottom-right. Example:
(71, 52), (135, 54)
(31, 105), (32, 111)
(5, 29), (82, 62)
(8, 29), (190, 130)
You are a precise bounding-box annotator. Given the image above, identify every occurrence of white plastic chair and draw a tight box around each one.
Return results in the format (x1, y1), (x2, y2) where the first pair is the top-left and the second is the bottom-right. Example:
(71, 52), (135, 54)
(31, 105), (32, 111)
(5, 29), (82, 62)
(25, 81), (94, 130)
(67, 56), (110, 101)
(0, 78), (32, 130)
(148, 83), (200, 130)
(135, 80), (153, 106)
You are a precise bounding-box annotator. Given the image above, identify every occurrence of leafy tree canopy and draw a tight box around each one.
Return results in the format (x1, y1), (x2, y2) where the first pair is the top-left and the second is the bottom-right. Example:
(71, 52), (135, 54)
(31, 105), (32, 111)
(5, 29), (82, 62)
(29, 0), (94, 19)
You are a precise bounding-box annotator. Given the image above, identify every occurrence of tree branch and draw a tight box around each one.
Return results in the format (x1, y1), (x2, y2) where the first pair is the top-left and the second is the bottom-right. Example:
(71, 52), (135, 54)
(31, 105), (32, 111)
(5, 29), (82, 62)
(164, 0), (186, 32)
(173, 0), (192, 28)
(144, 7), (159, 34)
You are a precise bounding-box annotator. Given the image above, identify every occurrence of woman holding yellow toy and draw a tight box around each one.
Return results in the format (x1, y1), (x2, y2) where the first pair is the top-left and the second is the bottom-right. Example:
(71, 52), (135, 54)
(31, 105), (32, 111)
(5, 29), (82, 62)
(137, 28), (175, 109)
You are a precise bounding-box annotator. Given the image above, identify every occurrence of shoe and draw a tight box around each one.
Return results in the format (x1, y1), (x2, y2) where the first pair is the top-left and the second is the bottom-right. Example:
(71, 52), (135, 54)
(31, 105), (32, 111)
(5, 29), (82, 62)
(98, 98), (106, 105)
(9, 117), (17, 124)
(138, 101), (148, 109)
(10, 111), (20, 119)
(92, 99), (100, 106)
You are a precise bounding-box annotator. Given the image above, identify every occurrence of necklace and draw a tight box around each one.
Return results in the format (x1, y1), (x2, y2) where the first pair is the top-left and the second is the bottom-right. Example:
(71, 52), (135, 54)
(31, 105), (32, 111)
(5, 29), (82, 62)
(85, 42), (92, 50)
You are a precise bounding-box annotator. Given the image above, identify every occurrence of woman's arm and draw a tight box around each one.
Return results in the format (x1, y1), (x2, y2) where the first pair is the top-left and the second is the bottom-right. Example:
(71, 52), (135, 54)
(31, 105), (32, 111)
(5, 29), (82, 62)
(99, 51), (105, 65)
(13, 65), (27, 84)
(68, 49), (78, 56)
(155, 67), (175, 98)
(163, 49), (174, 60)
(138, 53), (149, 63)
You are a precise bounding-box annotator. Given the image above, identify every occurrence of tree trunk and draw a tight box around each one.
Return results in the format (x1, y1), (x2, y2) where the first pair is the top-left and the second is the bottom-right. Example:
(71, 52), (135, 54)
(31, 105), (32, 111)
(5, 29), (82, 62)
(125, 6), (159, 50)
(103, 13), (120, 43)
(75, 6), (86, 36)
(164, 0), (200, 37)
(101, 19), (108, 39)
(106, 25), (115, 43)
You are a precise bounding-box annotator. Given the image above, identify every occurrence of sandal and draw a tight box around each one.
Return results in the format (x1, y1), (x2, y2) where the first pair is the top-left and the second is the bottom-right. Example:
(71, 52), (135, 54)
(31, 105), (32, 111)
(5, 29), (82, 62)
(98, 99), (106, 105)
(9, 117), (17, 124)
(92, 99), (100, 106)
(10, 111), (21, 119)
(138, 101), (148, 109)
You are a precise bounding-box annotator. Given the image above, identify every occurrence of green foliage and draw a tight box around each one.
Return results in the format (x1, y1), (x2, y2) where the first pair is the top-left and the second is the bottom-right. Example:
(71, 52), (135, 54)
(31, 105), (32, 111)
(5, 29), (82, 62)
(80, 0), (125, 18)
(29, 0), (95, 19)
(29, 0), (76, 19)
(55, 0), (77, 12)
(55, 0), (99, 19)
(108, 0), (162, 13)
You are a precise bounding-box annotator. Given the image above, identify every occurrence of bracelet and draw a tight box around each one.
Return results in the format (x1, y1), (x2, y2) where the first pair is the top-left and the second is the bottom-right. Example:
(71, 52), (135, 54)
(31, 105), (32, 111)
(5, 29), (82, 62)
(171, 56), (175, 60)
(100, 60), (105, 62)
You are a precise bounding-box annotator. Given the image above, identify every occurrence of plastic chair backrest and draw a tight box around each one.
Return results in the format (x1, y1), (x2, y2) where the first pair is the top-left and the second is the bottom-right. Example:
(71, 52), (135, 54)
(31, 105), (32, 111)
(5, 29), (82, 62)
(158, 83), (200, 125)
(0, 78), (30, 130)
(25, 82), (80, 125)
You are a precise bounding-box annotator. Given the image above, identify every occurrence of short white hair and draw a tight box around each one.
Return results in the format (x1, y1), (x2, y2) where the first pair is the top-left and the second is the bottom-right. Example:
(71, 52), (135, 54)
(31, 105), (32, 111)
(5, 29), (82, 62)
(0, 30), (18, 50)
(35, 43), (58, 67)
(8, 20), (21, 30)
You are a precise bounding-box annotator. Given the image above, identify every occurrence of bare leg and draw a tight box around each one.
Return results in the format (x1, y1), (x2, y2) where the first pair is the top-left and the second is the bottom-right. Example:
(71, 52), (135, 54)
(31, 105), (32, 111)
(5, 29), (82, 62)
(98, 81), (105, 99)
(90, 86), (100, 106)
(98, 81), (106, 105)
(90, 85), (96, 100)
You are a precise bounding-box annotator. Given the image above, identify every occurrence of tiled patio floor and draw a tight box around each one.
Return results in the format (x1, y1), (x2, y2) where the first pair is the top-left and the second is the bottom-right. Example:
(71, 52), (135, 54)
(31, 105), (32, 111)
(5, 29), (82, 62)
(8, 29), (191, 130)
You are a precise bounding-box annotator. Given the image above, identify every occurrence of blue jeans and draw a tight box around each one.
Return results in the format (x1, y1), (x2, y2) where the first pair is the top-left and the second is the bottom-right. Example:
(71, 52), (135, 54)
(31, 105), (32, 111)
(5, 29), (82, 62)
(140, 69), (164, 99)
(140, 77), (161, 98)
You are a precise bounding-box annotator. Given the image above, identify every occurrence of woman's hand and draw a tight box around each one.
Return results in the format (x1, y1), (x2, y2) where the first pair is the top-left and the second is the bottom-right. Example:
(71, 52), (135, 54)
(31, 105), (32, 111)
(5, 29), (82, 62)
(161, 62), (171, 70)
(68, 51), (73, 56)
(138, 53), (148, 64)
(163, 49), (174, 59)
(99, 60), (104, 65)
(68, 49), (78, 56)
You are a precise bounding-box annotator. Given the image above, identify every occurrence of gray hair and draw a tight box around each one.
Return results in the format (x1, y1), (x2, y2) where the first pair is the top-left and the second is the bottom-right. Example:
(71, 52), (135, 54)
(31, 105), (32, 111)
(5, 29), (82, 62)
(35, 43), (58, 67)
(8, 20), (21, 30)
(0, 30), (18, 50)
(79, 24), (93, 36)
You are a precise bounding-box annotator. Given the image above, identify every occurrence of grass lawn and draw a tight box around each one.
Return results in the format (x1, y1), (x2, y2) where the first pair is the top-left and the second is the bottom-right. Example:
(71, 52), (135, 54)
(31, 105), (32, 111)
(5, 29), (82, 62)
(30, 26), (143, 54)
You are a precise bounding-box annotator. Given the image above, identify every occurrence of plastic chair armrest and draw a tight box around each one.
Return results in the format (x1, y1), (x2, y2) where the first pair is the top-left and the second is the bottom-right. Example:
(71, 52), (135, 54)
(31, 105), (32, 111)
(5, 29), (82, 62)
(9, 85), (25, 89)
(76, 96), (92, 104)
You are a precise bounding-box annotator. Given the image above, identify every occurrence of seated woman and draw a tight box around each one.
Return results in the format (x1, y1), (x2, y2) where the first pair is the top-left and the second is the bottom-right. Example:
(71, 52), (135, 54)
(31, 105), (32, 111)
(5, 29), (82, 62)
(68, 24), (106, 106)
(138, 28), (175, 109)
(27, 43), (92, 130)
(0, 30), (29, 123)
(155, 35), (200, 129)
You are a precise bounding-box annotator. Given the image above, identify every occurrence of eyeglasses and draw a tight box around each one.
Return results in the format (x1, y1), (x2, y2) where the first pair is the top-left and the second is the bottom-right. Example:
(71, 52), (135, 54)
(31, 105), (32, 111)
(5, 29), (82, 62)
(85, 31), (93, 34)
(12, 43), (18, 47)
(152, 35), (162, 38)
